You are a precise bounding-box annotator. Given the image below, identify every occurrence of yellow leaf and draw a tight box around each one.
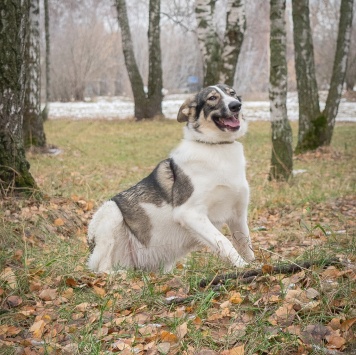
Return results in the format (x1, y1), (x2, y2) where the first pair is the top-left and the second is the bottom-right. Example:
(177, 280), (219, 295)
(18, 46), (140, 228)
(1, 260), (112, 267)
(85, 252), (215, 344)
(160, 330), (178, 343)
(230, 292), (243, 304)
(29, 319), (45, 339)
(54, 218), (64, 226)
(93, 285), (106, 297)
(229, 344), (245, 355)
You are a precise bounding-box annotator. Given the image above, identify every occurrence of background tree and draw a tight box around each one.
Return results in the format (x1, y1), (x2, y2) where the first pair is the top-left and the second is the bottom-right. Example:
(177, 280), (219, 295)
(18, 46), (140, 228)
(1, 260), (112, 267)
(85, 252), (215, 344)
(0, 0), (38, 193)
(195, 0), (245, 86)
(269, 0), (293, 181)
(23, 0), (46, 149)
(42, 0), (50, 120)
(115, 0), (163, 120)
(292, 0), (354, 153)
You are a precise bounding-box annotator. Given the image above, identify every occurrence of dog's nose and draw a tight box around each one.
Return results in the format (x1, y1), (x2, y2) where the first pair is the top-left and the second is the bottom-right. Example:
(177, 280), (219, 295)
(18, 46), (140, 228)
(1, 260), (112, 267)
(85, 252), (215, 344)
(228, 101), (242, 113)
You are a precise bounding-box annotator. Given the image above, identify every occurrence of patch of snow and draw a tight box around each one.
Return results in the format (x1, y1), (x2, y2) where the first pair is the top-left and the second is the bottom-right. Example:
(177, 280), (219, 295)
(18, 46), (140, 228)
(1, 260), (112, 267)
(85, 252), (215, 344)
(48, 92), (356, 122)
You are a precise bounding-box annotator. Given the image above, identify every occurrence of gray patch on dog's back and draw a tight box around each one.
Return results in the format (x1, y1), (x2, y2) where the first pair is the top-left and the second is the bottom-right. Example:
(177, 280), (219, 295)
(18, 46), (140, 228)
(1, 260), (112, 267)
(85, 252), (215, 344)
(170, 159), (194, 206)
(111, 159), (193, 246)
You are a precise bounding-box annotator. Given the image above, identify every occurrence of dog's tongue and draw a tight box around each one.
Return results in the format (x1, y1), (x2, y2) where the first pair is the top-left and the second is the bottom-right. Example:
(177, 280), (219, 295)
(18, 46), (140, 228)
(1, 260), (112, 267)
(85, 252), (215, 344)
(224, 116), (240, 128)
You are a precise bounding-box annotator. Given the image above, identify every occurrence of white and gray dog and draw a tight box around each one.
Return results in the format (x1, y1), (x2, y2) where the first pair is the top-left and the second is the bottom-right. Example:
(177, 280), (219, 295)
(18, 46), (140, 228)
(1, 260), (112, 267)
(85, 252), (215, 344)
(87, 84), (255, 273)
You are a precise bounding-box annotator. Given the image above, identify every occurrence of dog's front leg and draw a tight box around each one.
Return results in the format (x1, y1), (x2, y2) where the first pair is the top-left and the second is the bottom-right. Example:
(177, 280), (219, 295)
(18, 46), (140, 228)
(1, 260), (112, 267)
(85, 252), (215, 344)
(173, 208), (247, 268)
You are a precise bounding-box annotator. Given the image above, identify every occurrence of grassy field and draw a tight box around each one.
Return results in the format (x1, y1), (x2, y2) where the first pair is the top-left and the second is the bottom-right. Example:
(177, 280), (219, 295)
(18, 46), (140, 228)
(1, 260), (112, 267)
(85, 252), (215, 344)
(0, 119), (355, 354)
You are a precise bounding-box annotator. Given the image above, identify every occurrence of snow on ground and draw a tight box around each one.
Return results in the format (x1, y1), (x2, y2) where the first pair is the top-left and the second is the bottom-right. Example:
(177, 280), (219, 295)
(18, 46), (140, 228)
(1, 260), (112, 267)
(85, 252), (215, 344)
(48, 92), (356, 122)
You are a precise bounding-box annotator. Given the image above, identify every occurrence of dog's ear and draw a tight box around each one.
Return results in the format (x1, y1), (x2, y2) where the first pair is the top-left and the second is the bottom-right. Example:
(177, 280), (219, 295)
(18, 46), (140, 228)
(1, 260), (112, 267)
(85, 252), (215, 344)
(177, 96), (197, 123)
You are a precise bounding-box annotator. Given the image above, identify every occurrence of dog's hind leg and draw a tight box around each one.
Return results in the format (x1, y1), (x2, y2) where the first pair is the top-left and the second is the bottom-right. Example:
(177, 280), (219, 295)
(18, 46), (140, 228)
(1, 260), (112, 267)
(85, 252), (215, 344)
(87, 201), (123, 272)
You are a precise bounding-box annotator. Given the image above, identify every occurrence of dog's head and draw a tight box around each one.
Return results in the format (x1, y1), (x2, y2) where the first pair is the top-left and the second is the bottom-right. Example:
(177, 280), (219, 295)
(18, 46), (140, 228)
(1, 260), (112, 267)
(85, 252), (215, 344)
(177, 84), (247, 143)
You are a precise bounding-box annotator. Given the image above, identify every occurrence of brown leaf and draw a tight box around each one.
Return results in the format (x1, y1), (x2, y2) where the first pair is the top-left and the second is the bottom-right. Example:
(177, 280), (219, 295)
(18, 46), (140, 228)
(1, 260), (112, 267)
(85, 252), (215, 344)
(268, 304), (296, 326)
(54, 218), (64, 226)
(39, 288), (57, 301)
(65, 277), (78, 287)
(6, 295), (22, 308)
(62, 287), (74, 299)
(262, 264), (273, 274)
(300, 324), (331, 345)
(93, 285), (106, 297)
(75, 302), (90, 312)
(177, 322), (188, 339)
(160, 330), (178, 343)
(229, 292), (243, 304)
(325, 335), (346, 349)
(340, 317), (356, 331)
(157, 342), (171, 354)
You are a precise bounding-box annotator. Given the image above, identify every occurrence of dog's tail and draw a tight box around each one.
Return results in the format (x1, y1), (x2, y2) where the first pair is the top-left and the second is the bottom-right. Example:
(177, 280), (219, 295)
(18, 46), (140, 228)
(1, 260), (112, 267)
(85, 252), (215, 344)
(87, 200), (123, 272)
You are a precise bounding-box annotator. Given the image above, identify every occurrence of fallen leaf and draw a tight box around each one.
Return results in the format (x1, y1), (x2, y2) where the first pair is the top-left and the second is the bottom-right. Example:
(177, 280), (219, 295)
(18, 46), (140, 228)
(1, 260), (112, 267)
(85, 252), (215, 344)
(39, 288), (57, 301)
(325, 335), (346, 349)
(54, 218), (64, 226)
(268, 304), (296, 326)
(230, 292), (243, 304)
(160, 330), (178, 343)
(157, 342), (171, 354)
(0, 267), (17, 289)
(177, 322), (188, 339)
(75, 302), (89, 312)
(62, 287), (74, 299)
(29, 319), (46, 339)
(229, 344), (245, 355)
(262, 264), (273, 274)
(6, 295), (22, 308)
(340, 317), (356, 331)
(300, 324), (331, 345)
(93, 285), (106, 297)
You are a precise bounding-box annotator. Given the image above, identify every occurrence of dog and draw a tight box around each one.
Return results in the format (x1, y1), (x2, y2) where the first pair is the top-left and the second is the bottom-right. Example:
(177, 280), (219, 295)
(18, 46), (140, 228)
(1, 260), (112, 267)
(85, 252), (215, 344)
(87, 84), (255, 273)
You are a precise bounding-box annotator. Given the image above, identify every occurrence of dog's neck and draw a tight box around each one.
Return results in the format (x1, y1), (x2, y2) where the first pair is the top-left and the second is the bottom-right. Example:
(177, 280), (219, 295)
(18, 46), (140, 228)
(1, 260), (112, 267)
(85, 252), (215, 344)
(183, 126), (236, 145)
(194, 139), (234, 145)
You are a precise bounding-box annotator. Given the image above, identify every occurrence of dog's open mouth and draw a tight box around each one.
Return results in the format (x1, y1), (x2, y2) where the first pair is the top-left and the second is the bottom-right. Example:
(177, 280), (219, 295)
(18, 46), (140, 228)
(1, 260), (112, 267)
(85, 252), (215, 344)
(214, 115), (240, 131)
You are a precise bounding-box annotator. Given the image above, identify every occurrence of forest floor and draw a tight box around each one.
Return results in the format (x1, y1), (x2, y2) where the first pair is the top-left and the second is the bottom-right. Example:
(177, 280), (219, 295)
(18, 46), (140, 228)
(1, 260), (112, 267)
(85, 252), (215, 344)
(0, 120), (355, 355)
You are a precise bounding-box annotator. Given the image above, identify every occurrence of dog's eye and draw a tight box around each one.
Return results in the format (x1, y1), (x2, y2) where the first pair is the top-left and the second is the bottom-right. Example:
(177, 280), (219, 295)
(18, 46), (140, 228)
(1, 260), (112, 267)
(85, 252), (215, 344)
(229, 90), (236, 96)
(208, 96), (217, 101)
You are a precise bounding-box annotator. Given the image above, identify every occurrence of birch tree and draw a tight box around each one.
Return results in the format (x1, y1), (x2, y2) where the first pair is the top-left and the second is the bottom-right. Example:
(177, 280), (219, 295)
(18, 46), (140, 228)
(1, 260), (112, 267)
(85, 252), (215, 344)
(269, 0), (293, 181)
(292, 0), (354, 153)
(115, 0), (163, 120)
(23, 0), (46, 148)
(195, 0), (245, 86)
(0, 0), (38, 193)
(42, 0), (50, 121)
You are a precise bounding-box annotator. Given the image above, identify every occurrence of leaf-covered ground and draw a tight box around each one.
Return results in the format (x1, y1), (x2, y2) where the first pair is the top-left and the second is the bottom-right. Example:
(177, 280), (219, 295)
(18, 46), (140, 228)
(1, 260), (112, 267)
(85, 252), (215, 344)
(0, 121), (355, 354)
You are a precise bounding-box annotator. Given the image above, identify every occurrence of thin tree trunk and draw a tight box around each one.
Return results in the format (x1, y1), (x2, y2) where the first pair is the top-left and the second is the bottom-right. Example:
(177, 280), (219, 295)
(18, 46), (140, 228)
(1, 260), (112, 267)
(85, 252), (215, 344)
(23, 0), (46, 149)
(42, 0), (50, 121)
(322, 0), (354, 145)
(0, 0), (38, 194)
(292, 0), (322, 154)
(147, 0), (163, 118)
(195, 0), (221, 86)
(115, 0), (148, 120)
(219, 0), (246, 86)
(269, 0), (293, 181)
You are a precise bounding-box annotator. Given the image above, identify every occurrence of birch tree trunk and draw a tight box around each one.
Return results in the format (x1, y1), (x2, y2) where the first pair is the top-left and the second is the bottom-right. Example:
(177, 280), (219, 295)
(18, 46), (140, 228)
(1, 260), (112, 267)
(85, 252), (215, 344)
(115, 0), (163, 120)
(147, 0), (163, 118)
(322, 0), (354, 145)
(0, 0), (38, 193)
(23, 0), (46, 148)
(195, 0), (221, 86)
(269, 0), (293, 181)
(42, 0), (50, 121)
(219, 0), (246, 86)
